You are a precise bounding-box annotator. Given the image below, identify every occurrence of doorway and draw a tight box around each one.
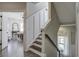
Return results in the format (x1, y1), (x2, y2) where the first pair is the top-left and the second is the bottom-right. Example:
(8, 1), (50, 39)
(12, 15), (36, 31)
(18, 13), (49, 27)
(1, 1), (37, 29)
(57, 25), (76, 57)
(2, 12), (24, 57)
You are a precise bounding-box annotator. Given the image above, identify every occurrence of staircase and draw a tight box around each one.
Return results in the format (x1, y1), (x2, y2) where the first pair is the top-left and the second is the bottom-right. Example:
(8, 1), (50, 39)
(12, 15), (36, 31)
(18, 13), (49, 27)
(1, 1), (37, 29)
(24, 33), (42, 57)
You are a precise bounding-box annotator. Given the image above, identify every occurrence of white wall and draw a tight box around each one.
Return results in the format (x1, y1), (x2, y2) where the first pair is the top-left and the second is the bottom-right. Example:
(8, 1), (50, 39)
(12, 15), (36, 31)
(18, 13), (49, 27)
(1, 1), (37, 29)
(42, 3), (60, 57)
(44, 16), (60, 57)
(70, 27), (76, 57)
(2, 12), (24, 49)
(24, 2), (48, 51)
(26, 7), (48, 49)
(26, 2), (48, 17)
(76, 3), (79, 56)
(0, 13), (2, 44)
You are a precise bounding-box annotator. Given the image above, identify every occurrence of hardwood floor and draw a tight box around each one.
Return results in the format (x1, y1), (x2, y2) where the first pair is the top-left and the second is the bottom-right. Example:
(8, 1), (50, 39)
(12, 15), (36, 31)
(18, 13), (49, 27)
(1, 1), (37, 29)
(2, 39), (24, 57)
(1, 39), (41, 57)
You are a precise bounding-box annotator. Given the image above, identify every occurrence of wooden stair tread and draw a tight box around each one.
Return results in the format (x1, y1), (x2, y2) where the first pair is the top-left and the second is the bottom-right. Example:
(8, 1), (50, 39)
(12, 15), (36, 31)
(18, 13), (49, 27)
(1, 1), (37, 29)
(34, 41), (42, 45)
(39, 34), (42, 36)
(24, 50), (40, 57)
(36, 37), (42, 40)
(30, 45), (41, 52)
(26, 33), (42, 57)
(33, 43), (42, 48)
(36, 39), (42, 42)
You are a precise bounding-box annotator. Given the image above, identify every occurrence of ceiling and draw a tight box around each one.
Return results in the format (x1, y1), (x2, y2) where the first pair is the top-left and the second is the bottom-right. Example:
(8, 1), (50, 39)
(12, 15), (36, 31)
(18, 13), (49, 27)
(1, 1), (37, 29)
(31, 2), (39, 5)
(54, 2), (76, 24)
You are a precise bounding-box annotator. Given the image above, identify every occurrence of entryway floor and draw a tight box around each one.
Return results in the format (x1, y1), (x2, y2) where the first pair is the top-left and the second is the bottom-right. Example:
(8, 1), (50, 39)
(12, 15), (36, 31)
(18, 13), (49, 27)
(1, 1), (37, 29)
(2, 39), (24, 57)
(0, 39), (40, 57)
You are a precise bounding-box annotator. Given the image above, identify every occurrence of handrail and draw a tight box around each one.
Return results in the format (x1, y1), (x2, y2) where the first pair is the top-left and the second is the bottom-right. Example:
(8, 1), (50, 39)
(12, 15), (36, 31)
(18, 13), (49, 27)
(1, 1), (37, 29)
(45, 34), (60, 57)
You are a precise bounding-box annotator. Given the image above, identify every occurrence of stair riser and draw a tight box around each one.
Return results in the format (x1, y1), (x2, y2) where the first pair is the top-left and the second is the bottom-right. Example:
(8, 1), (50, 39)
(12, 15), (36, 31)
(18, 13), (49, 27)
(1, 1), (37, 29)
(30, 45), (41, 52)
(33, 43), (42, 48)
(29, 48), (42, 56)
(36, 40), (42, 42)
(34, 41), (42, 45)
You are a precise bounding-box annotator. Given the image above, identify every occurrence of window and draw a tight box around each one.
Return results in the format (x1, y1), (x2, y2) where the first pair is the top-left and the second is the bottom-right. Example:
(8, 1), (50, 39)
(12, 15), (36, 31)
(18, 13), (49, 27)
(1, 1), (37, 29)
(12, 23), (19, 31)
(58, 36), (65, 52)
(20, 22), (23, 32)
(20, 19), (24, 33)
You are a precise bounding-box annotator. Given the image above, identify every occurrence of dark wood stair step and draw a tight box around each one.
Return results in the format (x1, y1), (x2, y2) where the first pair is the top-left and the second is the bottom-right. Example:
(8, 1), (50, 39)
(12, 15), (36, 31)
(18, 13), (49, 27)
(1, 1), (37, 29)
(24, 50), (40, 57)
(34, 41), (42, 45)
(39, 34), (42, 36)
(36, 37), (42, 40)
(30, 45), (41, 52)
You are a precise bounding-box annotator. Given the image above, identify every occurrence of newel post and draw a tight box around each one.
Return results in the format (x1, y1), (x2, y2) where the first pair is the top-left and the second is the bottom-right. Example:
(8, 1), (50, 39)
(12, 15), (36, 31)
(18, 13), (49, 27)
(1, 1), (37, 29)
(41, 29), (46, 57)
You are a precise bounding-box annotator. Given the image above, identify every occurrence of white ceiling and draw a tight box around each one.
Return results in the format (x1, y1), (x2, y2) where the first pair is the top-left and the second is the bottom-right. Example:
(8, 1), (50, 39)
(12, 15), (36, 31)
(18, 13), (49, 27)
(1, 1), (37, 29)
(54, 2), (76, 24)
(31, 2), (39, 5)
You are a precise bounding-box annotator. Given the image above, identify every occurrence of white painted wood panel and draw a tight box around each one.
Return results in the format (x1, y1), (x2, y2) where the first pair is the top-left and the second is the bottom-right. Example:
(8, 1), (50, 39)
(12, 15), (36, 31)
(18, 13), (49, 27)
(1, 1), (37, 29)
(26, 16), (34, 46)
(34, 12), (40, 38)
(26, 7), (48, 48)
(44, 8), (48, 26)
(40, 8), (48, 29)
(0, 16), (2, 44)
(40, 9), (44, 29)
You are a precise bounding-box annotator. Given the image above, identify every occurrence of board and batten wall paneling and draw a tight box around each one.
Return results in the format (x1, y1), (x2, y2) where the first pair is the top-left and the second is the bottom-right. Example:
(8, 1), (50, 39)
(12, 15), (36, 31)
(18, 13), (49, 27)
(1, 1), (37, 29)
(26, 8), (48, 49)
